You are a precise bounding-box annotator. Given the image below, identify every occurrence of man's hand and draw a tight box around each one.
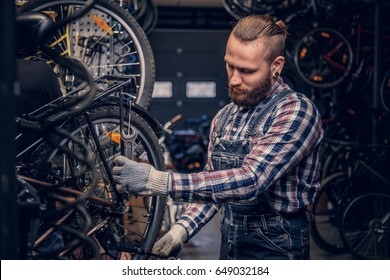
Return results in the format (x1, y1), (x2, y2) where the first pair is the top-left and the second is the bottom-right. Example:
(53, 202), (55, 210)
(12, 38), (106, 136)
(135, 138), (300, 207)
(113, 155), (168, 195)
(152, 224), (188, 258)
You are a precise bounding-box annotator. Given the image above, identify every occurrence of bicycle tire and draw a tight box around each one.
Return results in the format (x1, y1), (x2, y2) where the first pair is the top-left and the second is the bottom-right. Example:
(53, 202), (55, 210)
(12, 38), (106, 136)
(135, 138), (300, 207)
(30, 104), (166, 259)
(310, 172), (349, 254)
(340, 191), (390, 260)
(19, 0), (155, 109)
(293, 27), (353, 89)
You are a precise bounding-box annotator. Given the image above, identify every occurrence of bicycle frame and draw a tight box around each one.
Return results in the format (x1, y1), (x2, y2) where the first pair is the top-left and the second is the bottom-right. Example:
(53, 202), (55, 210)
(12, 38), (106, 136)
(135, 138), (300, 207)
(324, 23), (390, 76)
(15, 74), (166, 259)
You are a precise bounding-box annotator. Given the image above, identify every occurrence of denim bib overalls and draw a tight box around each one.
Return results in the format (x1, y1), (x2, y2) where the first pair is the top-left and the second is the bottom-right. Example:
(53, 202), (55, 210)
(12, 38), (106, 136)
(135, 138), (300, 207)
(211, 90), (310, 260)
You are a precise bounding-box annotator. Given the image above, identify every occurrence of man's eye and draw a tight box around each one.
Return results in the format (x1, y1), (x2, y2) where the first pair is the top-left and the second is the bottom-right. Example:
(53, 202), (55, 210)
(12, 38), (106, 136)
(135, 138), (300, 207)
(241, 69), (254, 74)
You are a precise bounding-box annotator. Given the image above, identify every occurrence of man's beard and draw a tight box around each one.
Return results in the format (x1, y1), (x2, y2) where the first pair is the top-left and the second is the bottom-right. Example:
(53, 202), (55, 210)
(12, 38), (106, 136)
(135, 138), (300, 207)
(229, 72), (273, 108)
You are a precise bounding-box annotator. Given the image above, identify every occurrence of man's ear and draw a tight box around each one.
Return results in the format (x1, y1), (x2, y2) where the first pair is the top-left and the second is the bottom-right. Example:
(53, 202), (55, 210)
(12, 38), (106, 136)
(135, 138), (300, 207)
(272, 56), (285, 78)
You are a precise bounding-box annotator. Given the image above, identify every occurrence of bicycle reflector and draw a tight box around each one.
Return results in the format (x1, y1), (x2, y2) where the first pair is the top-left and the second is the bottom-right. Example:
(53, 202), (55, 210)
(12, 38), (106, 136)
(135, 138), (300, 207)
(107, 131), (121, 144)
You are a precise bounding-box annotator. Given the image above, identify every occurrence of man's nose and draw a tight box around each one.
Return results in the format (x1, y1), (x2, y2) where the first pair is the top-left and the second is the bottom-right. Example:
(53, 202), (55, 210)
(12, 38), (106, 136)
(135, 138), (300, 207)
(230, 70), (242, 85)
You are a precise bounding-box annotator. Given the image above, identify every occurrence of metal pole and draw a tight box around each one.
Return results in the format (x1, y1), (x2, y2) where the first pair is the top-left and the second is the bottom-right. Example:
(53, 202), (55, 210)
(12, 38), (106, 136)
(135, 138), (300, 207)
(0, 1), (18, 259)
(372, 0), (382, 145)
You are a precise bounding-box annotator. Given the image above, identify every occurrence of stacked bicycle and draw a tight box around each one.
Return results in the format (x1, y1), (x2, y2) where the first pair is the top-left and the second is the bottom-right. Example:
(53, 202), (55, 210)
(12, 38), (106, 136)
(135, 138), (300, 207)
(311, 138), (390, 259)
(15, 0), (167, 260)
(284, 1), (390, 260)
(17, 0), (156, 109)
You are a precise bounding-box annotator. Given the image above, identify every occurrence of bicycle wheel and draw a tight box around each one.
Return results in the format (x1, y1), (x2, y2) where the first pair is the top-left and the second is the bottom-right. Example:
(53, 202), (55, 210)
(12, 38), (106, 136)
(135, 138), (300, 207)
(310, 172), (350, 253)
(340, 191), (390, 260)
(19, 0), (155, 108)
(293, 27), (353, 89)
(29, 104), (166, 259)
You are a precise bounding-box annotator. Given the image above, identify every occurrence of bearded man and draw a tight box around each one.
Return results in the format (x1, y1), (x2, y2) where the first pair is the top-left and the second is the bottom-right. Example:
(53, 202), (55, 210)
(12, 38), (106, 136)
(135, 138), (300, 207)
(113, 14), (324, 260)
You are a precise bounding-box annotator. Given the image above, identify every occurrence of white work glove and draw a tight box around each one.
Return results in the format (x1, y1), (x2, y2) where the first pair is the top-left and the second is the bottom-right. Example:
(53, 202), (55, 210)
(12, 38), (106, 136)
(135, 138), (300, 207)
(113, 155), (168, 195)
(152, 224), (188, 258)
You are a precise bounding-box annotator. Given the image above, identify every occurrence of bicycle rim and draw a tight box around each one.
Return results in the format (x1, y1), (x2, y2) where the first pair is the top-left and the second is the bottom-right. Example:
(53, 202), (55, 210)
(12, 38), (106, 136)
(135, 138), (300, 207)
(311, 173), (349, 253)
(19, 0), (155, 109)
(31, 104), (165, 259)
(341, 192), (390, 260)
(293, 27), (353, 89)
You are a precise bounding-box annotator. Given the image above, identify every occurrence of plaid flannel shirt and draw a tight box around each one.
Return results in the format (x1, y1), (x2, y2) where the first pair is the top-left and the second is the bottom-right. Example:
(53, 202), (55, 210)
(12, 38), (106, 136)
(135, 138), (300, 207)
(170, 78), (324, 239)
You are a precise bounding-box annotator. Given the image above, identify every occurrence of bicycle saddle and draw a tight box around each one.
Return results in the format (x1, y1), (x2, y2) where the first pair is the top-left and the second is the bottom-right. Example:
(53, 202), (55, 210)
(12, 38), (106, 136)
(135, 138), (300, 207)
(15, 11), (56, 54)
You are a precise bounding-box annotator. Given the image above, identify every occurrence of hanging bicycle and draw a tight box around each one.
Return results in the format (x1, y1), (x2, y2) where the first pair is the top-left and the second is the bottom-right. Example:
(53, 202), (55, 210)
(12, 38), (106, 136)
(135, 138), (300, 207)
(17, 0), (155, 108)
(15, 1), (166, 259)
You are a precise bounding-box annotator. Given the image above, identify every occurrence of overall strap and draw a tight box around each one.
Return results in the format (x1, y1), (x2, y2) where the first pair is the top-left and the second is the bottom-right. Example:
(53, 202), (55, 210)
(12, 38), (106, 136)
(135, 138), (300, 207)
(243, 89), (294, 145)
(213, 103), (236, 144)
